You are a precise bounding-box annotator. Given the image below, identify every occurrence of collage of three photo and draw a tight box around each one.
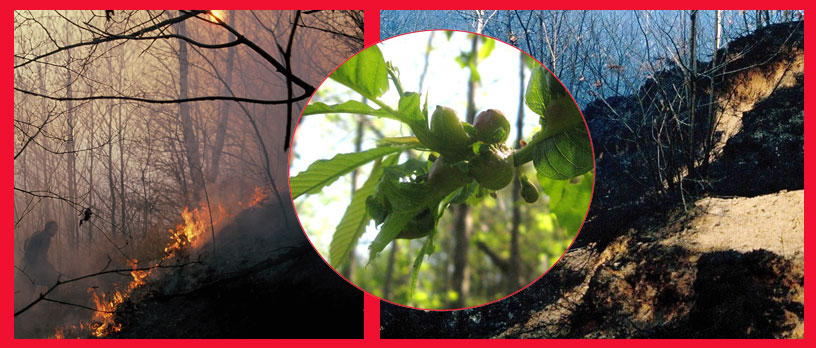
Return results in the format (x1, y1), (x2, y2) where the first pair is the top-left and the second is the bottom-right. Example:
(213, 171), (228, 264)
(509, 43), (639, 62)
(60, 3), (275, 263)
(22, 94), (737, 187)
(9, 8), (806, 343)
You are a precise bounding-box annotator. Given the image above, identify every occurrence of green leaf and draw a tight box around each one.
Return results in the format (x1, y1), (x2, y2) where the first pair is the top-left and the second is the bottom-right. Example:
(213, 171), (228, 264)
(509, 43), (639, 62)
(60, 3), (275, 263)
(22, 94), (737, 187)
(290, 146), (408, 200)
(529, 67), (579, 137)
(397, 92), (435, 149)
(455, 53), (468, 68)
(368, 211), (413, 262)
(478, 37), (495, 61)
(522, 53), (538, 70)
(377, 166), (433, 213)
(522, 65), (592, 180)
(525, 66), (552, 117)
(468, 61), (481, 84)
(376, 136), (422, 147)
(330, 45), (389, 99)
(408, 185), (458, 299)
(532, 126), (593, 180)
(397, 92), (426, 124)
(303, 100), (397, 120)
(409, 228), (436, 299)
(329, 154), (400, 268)
(537, 176), (567, 207)
(538, 171), (593, 234)
(448, 182), (476, 205)
(423, 93), (429, 120)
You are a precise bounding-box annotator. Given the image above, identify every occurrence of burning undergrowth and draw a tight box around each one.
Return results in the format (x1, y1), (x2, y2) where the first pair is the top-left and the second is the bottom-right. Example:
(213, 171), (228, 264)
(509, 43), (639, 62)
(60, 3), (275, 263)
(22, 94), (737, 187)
(56, 198), (245, 338)
(28, 185), (362, 339)
(16, 185), (279, 338)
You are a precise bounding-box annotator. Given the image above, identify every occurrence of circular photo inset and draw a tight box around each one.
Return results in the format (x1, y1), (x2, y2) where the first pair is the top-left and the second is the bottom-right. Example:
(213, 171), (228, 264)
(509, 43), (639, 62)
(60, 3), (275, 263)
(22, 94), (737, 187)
(290, 30), (594, 309)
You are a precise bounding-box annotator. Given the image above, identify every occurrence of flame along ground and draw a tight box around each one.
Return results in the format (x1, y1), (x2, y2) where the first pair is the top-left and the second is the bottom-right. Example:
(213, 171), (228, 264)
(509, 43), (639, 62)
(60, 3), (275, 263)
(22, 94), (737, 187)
(54, 187), (269, 338)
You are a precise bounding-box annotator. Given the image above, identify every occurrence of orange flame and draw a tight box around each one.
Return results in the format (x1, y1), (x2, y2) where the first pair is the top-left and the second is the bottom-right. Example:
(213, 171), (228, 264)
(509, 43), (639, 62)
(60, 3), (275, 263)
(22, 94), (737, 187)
(163, 207), (208, 258)
(87, 205), (221, 337)
(240, 186), (268, 208)
(89, 288), (123, 337)
(247, 187), (268, 207)
(71, 198), (239, 338)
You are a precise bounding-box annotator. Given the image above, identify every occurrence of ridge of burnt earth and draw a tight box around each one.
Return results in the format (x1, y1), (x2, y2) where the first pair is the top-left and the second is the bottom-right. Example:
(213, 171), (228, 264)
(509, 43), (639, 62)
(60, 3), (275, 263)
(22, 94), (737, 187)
(708, 75), (804, 197)
(575, 20), (803, 249)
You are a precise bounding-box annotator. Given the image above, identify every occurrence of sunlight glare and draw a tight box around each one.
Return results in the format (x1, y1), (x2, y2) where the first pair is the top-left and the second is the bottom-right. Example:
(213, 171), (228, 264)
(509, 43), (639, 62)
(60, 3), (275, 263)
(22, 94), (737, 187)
(209, 10), (225, 22)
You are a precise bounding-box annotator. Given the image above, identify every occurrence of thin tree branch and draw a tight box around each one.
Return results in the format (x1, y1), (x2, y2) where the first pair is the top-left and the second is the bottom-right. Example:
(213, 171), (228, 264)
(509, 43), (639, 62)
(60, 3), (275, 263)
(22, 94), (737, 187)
(14, 11), (207, 69)
(15, 87), (311, 105)
(188, 10), (316, 96)
(14, 260), (201, 317)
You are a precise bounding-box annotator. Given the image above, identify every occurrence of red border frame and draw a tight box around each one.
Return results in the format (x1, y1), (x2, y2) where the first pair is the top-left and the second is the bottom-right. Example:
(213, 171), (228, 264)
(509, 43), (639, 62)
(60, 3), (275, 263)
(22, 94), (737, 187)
(5, 4), (812, 345)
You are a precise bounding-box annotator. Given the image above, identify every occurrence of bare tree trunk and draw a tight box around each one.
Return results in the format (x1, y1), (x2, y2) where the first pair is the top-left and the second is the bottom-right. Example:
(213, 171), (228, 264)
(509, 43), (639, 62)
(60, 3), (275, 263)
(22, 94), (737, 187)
(537, 12), (545, 67)
(341, 113), (364, 279)
(117, 54), (127, 238)
(208, 10), (236, 183)
(65, 39), (78, 249)
(87, 75), (95, 245)
(475, 11), (485, 33)
(687, 10), (698, 177)
(417, 32), (434, 93)
(450, 203), (472, 308)
(141, 120), (152, 239)
(37, 65), (54, 228)
(282, 10), (302, 151)
(177, 16), (205, 204)
(703, 10), (722, 174)
(465, 36), (479, 123)
(507, 51), (525, 293)
(450, 34), (480, 308)
(107, 101), (117, 237)
(505, 10), (512, 43)
(382, 240), (398, 299)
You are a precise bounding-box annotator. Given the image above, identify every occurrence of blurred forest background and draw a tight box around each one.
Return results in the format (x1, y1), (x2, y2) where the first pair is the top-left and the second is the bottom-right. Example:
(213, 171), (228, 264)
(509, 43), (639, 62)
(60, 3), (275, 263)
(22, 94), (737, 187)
(380, 10), (804, 338)
(382, 10), (802, 107)
(14, 10), (364, 338)
(292, 32), (592, 309)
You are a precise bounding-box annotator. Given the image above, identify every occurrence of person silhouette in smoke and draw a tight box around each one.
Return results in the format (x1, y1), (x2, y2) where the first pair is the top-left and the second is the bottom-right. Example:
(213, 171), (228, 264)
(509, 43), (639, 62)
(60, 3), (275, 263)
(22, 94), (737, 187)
(79, 207), (93, 226)
(21, 221), (61, 288)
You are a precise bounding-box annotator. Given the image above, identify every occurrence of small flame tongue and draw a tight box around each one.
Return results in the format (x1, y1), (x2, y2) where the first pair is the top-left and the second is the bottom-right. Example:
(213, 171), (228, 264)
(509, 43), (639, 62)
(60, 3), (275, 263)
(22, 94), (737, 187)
(242, 186), (269, 208)
(164, 207), (208, 257)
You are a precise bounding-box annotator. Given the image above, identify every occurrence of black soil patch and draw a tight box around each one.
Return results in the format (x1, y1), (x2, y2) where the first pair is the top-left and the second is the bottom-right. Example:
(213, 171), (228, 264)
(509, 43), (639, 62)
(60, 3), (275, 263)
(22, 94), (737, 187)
(684, 249), (804, 338)
(710, 76), (804, 197)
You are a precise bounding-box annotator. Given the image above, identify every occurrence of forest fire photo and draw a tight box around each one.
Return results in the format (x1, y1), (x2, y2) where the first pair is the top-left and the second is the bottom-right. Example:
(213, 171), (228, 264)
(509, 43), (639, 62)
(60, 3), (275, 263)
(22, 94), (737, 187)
(14, 10), (365, 338)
